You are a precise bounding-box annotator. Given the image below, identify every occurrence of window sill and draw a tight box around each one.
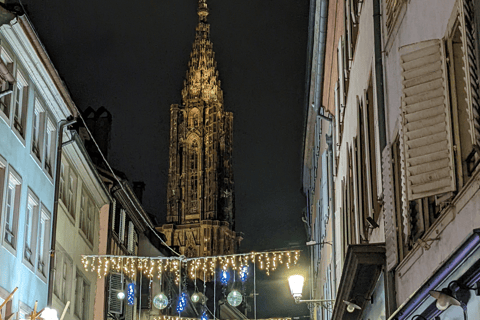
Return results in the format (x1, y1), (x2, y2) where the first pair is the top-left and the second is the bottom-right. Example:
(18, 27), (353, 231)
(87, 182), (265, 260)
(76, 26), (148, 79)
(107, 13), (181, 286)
(11, 126), (26, 147)
(1, 239), (16, 258)
(36, 264), (48, 283)
(59, 200), (76, 227)
(0, 110), (9, 127)
(21, 254), (35, 274)
(78, 229), (94, 251)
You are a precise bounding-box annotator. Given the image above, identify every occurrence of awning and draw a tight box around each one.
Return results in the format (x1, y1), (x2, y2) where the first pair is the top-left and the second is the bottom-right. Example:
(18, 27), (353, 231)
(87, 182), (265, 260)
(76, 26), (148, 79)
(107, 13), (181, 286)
(331, 244), (386, 320)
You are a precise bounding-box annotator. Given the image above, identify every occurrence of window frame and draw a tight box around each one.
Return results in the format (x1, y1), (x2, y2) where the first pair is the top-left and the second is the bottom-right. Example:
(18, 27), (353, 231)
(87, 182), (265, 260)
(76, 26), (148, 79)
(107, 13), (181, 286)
(36, 206), (51, 280)
(31, 98), (45, 163)
(2, 167), (21, 253)
(23, 190), (39, 268)
(11, 69), (29, 141)
(0, 47), (13, 124)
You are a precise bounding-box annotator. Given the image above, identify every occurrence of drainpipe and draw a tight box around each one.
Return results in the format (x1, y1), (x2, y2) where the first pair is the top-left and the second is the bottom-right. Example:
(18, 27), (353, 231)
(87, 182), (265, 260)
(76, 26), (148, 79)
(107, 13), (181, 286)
(314, 0), (329, 111)
(47, 118), (77, 306)
(373, 0), (386, 151)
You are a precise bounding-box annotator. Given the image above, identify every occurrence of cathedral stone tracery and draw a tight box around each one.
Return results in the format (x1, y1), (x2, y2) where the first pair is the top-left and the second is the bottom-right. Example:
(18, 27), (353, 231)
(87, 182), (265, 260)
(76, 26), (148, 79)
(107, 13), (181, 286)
(157, 0), (241, 258)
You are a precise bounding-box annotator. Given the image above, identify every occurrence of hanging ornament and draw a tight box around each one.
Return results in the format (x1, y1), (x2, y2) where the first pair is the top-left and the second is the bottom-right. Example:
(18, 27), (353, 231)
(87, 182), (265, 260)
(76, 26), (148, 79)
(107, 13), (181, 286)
(191, 292), (200, 303)
(220, 270), (230, 285)
(127, 283), (135, 305)
(201, 311), (208, 320)
(227, 289), (243, 307)
(153, 293), (169, 310)
(240, 265), (248, 282)
(117, 291), (125, 300)
(176, 292), (188, 313)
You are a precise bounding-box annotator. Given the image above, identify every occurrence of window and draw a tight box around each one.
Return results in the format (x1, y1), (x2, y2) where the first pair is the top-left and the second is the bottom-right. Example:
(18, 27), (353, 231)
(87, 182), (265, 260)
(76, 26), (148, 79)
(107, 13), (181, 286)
(79, 190), (95, 244)
(393, 0), (480, 259)
(59, 162), (65, 204)
(385, 0), (406, 36)
(24, 192), (39, 266)
(44, 120), (55, 177)
(0, 157), (6, 226)
(118, 209), (126, 244)
(12, 71), (28, 138)
(74, 271), (90, 320)
(37, 207), (51, 277)
(53, 248), (72, 303)
(107, 273), (124, 314)
(127, 221), (135, 253)
(0, 48), (13, 120)
(3, 169), (21, 249)
(66, 168), (77, 216)
(32, 99), (45, 161)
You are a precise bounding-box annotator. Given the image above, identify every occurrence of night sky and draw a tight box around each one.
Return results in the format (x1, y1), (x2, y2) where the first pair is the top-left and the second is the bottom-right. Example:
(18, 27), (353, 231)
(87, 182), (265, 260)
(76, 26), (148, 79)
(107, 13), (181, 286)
(22, 0), (310, 317)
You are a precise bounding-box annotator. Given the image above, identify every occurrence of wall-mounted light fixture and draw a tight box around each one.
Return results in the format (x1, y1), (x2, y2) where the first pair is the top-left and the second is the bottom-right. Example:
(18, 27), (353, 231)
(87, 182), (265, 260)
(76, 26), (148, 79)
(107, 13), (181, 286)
(343, 295), (373, 313)
(287, 275), (335, 311)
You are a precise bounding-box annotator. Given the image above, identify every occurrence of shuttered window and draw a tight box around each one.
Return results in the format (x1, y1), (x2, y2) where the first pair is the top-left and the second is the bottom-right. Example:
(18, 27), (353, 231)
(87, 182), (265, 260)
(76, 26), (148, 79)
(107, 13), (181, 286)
(400, 39), (456, 201)
(127, 221), (135, 253)
(108, 273), (123, 314)
(385, 0), (406, 36)
(459, 0), (480, 147)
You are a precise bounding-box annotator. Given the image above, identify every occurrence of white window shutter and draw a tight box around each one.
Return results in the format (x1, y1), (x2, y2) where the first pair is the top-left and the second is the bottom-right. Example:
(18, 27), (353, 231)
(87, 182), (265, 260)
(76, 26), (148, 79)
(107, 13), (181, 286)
(128, 221), (134, 253)
(382, 146), (398, 271)
(459, 0), (480, 147)
(108, 273), (123, 314)
(400, 39), (456, 200)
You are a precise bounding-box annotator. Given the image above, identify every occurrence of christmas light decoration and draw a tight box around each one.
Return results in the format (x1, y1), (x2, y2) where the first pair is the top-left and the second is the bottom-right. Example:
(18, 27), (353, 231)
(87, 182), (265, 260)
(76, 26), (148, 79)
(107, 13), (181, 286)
(127, 283), (135, 305)
(117, 291), (125, 300)
(240, 265), (248, 282)
(153, 293), (169, 310)
(220, 270), (230, 285)
(81, 250), (300, 279)
(176, 292), (188, 313)
(201, 311), (208, 320)
(227, 289), (243, 307)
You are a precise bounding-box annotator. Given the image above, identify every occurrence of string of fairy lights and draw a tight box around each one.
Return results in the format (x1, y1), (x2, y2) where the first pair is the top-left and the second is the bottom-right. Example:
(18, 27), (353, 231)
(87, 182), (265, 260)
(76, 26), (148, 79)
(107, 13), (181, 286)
(81, 250), (301, 318)
(81, 250), (300, 281)
(152, 317), (292, 320)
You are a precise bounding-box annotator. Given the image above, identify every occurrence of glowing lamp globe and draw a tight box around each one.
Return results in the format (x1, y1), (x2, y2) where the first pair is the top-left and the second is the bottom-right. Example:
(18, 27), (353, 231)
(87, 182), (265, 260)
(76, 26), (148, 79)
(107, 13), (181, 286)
(227, 290), (243, 307)
(41, 308), (59, 320)
(153, 293), (169, 310)
(288, 275), (304, 298)
(191, 292), (200, 303)
(117, 291), (125, 300)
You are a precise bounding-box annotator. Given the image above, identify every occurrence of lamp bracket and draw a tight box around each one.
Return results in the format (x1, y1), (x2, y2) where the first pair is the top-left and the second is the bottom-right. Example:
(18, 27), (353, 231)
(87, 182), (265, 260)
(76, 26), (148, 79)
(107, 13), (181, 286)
(295, 298), (335, 312)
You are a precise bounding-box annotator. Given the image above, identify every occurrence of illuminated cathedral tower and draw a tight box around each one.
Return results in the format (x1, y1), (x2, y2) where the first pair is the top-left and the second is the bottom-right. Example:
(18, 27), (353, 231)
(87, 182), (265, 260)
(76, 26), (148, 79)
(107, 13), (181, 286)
(157, 0), (241, 258)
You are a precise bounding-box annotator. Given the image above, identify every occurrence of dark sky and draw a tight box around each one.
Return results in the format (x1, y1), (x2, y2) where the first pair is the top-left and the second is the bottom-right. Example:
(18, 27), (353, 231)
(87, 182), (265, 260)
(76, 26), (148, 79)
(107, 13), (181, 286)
(22, 0), (310, 317)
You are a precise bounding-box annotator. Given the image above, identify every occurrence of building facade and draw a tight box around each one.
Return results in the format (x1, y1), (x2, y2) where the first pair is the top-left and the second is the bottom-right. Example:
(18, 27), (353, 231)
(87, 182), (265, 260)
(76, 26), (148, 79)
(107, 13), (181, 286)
(157, 0), (241, 259)
(303, 0), (480, 319)
(0, 2), (84, 318)
(52, 134), (111, 320)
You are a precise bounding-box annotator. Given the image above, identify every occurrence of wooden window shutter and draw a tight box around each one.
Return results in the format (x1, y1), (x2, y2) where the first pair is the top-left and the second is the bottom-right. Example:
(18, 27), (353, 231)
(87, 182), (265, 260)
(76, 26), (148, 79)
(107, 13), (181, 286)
(128, 221), (135, 253)
(459, 0), (480, 147)
(108, 273), (123, 314)
(382, 145), (398, 271)
(400, 39), (456, 200)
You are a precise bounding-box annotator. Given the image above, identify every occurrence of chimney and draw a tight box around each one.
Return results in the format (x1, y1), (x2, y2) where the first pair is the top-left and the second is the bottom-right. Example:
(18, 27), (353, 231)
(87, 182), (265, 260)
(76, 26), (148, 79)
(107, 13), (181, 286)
(133, 181), (146, 203)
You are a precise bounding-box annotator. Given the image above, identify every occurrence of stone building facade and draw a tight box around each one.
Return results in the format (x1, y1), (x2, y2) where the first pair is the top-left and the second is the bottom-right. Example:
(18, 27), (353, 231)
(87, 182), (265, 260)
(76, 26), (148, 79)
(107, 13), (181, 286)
(157, 0), (241, 259)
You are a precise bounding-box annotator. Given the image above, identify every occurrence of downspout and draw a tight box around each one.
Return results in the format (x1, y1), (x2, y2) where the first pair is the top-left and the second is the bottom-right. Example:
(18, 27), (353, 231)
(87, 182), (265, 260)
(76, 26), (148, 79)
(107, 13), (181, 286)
(47, 118), (77, 306)
(314, 0), (329, 111)
(373, 0), (386, 151)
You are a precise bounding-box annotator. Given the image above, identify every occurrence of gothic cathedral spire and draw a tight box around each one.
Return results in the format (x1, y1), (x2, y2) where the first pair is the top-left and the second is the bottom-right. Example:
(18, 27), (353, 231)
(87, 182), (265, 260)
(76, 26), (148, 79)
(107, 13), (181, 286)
(157, 0), (241, 258)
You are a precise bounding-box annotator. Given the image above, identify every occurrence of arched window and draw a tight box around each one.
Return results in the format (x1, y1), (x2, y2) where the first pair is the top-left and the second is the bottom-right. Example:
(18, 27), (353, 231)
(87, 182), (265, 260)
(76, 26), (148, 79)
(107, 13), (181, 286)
(189, 141), (199, 212)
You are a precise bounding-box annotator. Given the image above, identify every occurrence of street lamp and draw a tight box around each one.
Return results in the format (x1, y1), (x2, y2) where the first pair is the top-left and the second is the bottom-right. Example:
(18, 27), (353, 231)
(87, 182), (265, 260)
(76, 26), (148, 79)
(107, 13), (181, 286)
(287, 275), (335, 311)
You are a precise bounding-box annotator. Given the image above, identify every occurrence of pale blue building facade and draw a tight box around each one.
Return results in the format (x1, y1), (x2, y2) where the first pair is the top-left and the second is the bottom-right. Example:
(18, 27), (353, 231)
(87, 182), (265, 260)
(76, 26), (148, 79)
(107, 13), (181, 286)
(0, 6), (77, 318)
